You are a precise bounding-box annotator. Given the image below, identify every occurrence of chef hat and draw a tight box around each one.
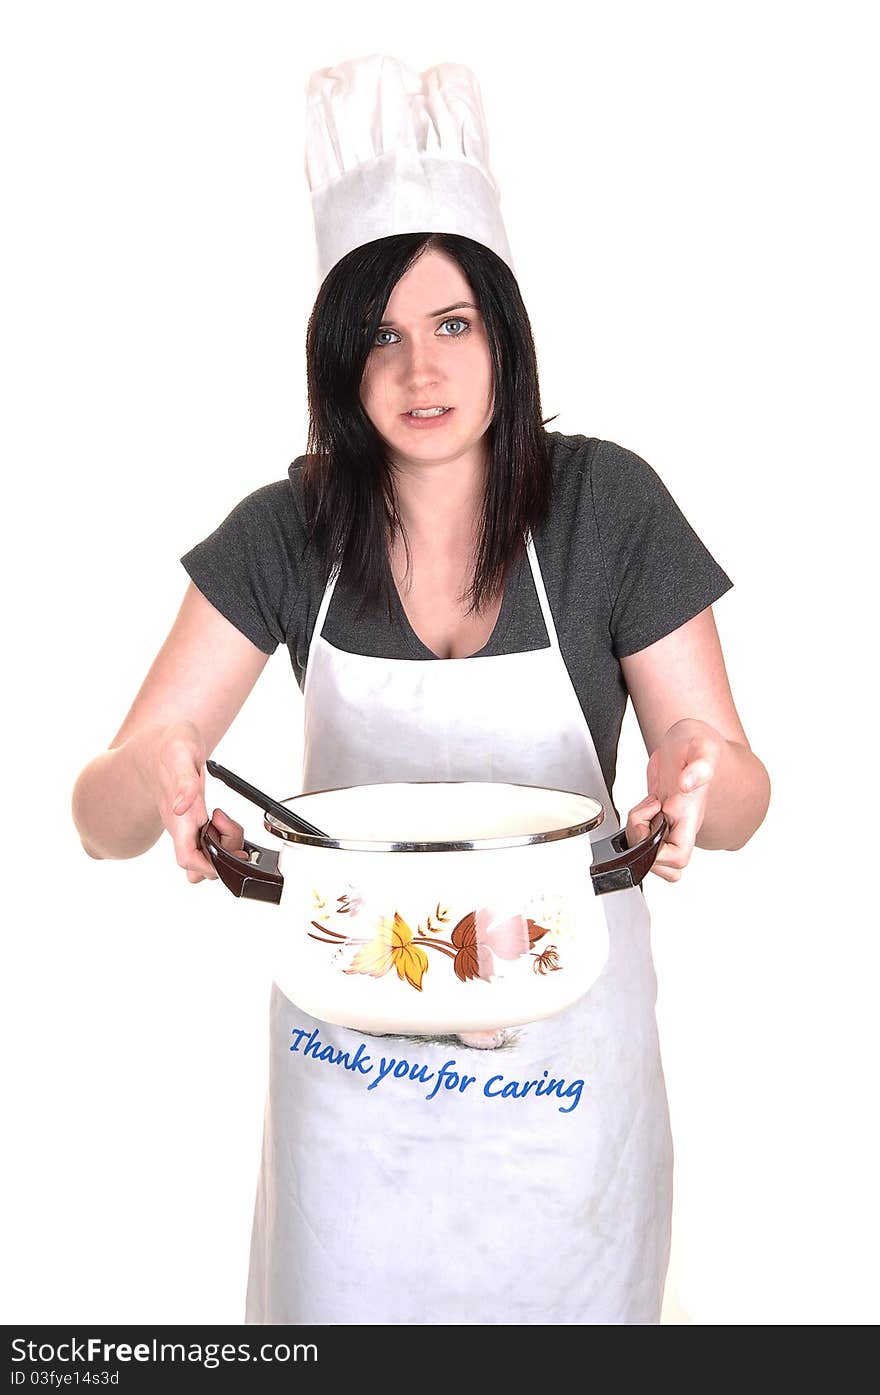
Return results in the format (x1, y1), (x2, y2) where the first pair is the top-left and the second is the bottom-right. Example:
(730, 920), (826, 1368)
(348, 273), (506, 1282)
(304, 53), (515, 285)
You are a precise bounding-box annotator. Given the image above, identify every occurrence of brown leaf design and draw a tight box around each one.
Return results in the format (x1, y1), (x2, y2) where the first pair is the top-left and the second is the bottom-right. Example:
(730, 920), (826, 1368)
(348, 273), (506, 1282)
(336, 889), (364, 916)
(451, 911), (481, 982)
(533, 945), (562, 975)
(527, 918), (552, 946)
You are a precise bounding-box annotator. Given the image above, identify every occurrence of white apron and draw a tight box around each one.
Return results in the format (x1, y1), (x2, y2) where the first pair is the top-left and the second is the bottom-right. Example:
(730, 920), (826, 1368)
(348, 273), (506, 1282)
(245, 536), (673, 1325)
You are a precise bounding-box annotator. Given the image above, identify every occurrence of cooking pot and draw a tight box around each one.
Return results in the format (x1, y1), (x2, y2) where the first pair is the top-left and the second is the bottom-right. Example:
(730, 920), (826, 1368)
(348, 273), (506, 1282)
(200, 781), (666, 1035)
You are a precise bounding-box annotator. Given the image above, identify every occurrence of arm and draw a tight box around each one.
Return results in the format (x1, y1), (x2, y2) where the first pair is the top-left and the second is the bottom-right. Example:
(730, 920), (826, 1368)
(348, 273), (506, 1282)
(71, 581), (271, 873)
(620, 605), (770, 878)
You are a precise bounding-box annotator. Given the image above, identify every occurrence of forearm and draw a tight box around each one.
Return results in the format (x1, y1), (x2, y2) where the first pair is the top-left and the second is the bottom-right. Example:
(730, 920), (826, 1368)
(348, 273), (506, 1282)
(71, 728), (166, 860)
(695, 738), (771, 851)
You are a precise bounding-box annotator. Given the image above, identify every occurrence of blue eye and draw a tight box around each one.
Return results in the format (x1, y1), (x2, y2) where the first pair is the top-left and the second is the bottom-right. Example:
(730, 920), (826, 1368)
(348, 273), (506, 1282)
(372, 317), (471, 348)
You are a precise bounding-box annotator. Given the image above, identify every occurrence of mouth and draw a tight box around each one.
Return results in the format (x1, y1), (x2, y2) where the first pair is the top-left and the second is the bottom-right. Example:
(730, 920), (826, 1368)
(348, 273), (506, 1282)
(399, 406), (455, 429)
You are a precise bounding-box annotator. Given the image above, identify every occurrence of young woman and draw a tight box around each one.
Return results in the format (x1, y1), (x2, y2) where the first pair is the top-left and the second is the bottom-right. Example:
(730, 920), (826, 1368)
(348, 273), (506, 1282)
(72, 231), (770, 1324)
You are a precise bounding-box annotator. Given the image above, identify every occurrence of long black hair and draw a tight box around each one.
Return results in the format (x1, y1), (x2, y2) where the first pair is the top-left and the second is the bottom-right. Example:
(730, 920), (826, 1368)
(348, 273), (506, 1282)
(301, 231), (557, 619)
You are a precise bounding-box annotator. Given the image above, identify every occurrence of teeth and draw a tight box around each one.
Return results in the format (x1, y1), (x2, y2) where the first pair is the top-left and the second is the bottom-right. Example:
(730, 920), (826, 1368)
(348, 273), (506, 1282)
(409, 407), (449, 417)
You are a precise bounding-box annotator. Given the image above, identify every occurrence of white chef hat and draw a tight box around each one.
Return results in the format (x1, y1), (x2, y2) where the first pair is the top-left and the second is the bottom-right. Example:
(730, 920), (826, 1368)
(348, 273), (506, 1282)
(304, 53), (515, 285)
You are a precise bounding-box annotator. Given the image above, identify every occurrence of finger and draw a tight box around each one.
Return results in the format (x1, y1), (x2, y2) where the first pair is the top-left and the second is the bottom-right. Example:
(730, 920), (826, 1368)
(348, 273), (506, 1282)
(625, 794), (661, 845)
(210, 807), (242, 832)
(652, 848), (688, 875)
(172, 801), (219, 882)
(648, 826), (687, 879)
(171, 776), (202, 816)
(211, 807), (246, 845)
(653, 827), (695, 869)
(209, 807), (250, 862)
(680, 758), (714, 793)
(649, 862), (682, 883)
(652, 814), (700, 872)
(175, 838), (219, 881)
(157, 733), (205, 813)
(154, 735), (218, 881)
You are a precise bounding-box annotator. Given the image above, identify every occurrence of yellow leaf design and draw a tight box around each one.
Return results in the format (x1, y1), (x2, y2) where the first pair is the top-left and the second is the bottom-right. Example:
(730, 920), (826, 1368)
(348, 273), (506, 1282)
(344, 912), (428, 991)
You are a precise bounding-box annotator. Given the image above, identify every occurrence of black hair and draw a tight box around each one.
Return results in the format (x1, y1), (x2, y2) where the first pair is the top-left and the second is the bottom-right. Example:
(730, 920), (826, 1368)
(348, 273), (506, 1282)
(301, 231), (557, 619)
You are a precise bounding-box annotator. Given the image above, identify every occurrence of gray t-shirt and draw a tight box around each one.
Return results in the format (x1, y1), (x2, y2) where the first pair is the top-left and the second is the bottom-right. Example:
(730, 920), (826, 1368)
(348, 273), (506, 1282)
(180, 431), (733, 819)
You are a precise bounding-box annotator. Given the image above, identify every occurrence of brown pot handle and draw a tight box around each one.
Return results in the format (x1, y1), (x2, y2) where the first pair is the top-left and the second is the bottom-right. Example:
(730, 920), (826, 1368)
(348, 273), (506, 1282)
(199, 820), (284, 904)
(589, 812), (668, 895)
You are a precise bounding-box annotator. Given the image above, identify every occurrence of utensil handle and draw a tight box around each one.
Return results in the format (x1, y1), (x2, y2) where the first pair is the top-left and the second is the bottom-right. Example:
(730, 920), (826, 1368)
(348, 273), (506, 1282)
(590, 812), (668, 895)
(206, 759), (326, 838)
(199, 820), (284, 904)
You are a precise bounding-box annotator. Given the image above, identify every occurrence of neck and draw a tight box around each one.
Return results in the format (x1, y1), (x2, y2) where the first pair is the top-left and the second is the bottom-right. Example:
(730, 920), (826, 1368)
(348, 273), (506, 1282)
(391, 449), (487, 549)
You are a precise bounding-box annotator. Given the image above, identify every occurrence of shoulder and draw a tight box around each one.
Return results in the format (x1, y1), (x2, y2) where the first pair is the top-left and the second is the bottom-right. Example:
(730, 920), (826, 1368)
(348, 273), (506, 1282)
(535, 433), (603, 568)
(543, 432), (657, 493)
(558, 434), (679, 532)
(537, 433), (689, 583)
(543, 430), (598, 510)
(183, 460), (316, 591)
(206, 460), (310, 548)
(545, 429), (598, 476)
(542, 430), (663, 527)
(244, 458), (309, 525)
(589, 437), (669, 507)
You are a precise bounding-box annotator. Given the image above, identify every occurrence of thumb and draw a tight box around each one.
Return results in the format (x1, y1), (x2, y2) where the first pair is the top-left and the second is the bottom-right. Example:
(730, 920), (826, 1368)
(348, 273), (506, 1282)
(210, 806), (249, 861)
(172, 779), (200, 816)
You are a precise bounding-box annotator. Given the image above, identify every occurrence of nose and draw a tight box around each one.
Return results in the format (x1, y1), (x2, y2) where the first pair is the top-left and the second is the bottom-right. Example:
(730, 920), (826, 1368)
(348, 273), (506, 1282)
(398, 332), (442, 387)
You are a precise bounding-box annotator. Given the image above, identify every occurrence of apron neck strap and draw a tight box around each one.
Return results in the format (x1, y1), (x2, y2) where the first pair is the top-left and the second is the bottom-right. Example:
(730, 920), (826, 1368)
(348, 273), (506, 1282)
(524, 532), (562, 655)
(313, 561), (341, 638)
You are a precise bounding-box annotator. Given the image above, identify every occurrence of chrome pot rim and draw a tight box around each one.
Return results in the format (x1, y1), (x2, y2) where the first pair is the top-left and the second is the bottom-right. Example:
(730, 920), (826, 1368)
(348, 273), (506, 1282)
(262, 780), (606, 853)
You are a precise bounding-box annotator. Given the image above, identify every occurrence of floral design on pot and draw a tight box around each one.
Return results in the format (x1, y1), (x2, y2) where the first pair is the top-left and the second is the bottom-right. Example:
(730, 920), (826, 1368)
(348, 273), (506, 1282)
(307, 888), (563, 994)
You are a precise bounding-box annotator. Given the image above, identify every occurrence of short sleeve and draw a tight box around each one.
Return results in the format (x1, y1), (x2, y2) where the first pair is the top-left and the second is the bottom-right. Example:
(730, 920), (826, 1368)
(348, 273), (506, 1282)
(590, 439), (734, 659)
(179, 481), (304, 655)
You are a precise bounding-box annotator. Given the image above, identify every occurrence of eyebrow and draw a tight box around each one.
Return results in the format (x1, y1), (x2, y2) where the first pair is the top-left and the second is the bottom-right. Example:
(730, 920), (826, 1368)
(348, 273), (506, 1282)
(378, 301), (479, 327)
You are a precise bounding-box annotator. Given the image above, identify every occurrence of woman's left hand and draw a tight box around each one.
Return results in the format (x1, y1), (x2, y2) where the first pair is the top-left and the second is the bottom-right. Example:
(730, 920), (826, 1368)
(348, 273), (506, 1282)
(624, 718), (726, 882)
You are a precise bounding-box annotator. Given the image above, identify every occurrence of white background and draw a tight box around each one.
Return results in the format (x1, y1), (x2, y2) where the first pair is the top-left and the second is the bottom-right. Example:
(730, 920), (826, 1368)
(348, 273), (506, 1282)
(2, 0), (877, 1325)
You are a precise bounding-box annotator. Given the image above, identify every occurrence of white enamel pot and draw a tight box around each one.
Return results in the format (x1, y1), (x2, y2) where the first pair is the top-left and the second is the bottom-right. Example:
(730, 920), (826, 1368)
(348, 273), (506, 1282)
(200, 781), (666, 1036)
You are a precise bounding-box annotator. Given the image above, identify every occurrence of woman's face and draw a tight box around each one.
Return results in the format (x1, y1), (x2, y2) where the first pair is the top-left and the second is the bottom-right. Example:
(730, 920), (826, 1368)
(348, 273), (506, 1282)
(359, 248), (495, 476)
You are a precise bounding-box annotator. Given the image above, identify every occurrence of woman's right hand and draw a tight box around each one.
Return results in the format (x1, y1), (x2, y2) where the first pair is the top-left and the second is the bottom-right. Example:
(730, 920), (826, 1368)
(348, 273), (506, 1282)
(150, 719), (248, 883)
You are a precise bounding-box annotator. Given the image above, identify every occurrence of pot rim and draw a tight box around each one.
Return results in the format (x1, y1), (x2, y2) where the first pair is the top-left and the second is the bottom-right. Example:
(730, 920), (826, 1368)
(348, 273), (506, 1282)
(262, 780), (606, 853)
